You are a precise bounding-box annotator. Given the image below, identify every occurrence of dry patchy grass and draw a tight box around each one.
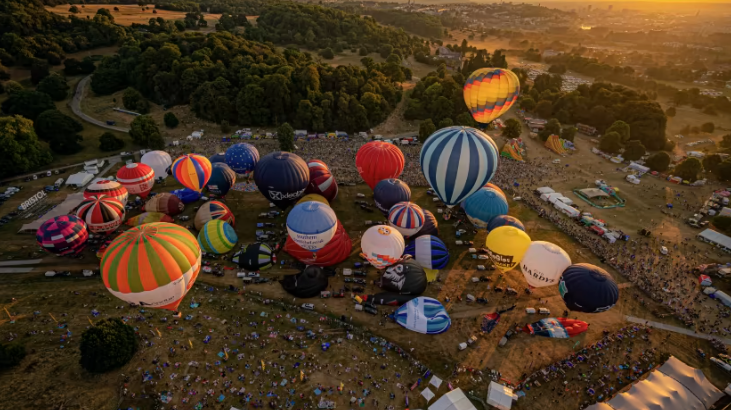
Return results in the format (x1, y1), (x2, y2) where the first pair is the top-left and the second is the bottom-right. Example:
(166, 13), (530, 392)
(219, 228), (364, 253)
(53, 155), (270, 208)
(46, 4), (221, 27)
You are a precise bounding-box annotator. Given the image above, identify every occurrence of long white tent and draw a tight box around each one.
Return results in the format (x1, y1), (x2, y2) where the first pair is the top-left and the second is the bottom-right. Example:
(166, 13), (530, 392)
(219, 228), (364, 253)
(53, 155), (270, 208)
(428, 388), (477, 410)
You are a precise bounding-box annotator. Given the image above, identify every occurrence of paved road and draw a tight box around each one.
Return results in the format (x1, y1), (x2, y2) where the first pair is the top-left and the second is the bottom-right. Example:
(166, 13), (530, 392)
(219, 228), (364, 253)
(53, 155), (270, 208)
(70, 75), (130, 133)
(625, 315), (731, 344)
(0, 259), (42, 267)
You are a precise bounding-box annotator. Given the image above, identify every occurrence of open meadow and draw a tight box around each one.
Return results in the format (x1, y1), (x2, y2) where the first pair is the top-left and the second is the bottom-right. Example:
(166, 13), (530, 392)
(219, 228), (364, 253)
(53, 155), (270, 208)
(45, 4), (221, 27)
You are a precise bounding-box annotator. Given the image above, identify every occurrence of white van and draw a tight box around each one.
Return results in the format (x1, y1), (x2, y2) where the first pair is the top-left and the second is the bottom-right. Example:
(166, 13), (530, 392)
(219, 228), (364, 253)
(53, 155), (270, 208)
(342, 269), (353, 276)
(525, 308), (536, 314)
(466, 294), (476, 302)
(458, 342), (468, 351)
(44, 271), (56, 277)
(237, 272), (248, 278)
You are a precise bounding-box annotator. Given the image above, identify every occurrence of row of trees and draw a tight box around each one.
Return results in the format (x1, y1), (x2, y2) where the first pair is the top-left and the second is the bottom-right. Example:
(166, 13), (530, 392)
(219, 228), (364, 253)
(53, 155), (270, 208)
(365, 9), (445, 39)
(404, 65), (476, 127)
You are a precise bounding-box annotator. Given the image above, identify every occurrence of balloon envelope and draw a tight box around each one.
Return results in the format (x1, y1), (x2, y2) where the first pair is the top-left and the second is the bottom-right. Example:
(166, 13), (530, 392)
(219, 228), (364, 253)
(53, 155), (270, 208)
(525, 317), (588, 339)
(373, 179), (411, 215)
(420, 126), (499, 206)
(485, 226), (531, 272)
(84, 180), (128, 205)
(280, 266), (329, 298)
(254, 152), (309, 210)
(355, 141), (405, 189)
(286, 201), (337, 251)
(462, 187), (508, 228)
(305, 159), (338, 203)
(376, 258), (427, 295)
(198, 220), (238, 254)
(117, 163), (155, 198)
(126, 212), (174, 226)
(361, 225), (405, 269)
(101, 223), (201, 311)
(411, 210), (439, 240)
(297, 194), (329, 207)
(225, 143), (259, 174)
(388, 201), (425, 238)
(171, 154), (212, 193)
(194, 201), (235, 230)
(463, 68), (520, 124)
(404, 235), (450, 271)
(559, 263), (619, 313)
(141, 150), (173, 179)
(36, 215), (88, 255)
(233, 243), (276, 271)
(284, 221), (351, 267)
(487, 215), (525, 232)
(143, 193), (184, 216)
(209, 152), (226, 164)
(172, 188), (202, 204)
(394, 297), (451, 335)
(75, 195), (126, 233)
(485, 182), (505, 198)
(206, 163), (236, 196)
(521, 241), (571, 288)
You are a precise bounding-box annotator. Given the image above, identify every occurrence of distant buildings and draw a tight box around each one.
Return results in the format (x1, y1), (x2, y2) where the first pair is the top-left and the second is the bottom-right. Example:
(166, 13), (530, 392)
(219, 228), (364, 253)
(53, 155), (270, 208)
(437, 47), (463, 69)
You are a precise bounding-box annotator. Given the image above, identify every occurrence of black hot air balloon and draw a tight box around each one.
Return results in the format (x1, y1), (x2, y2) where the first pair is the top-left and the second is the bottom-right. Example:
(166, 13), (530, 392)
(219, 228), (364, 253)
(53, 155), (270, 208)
(254, 152), (309, 210)
(411, 210), (439, 239)
(376, 259), (427, 295)
(559, 263), (619, 313)
(373, 178), (411, 215)
(280, 266), (329, 298)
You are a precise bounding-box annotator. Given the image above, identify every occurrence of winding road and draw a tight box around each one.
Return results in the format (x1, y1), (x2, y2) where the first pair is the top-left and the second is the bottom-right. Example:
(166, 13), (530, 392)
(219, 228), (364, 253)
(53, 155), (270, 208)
(70, 75), (130, 133)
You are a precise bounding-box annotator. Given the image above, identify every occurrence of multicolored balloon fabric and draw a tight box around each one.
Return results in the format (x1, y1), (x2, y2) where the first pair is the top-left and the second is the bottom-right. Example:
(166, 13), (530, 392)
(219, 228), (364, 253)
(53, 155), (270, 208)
(36, 215), (88, 255)
(116, 163), (155, 198)
(463, 68), (520, 124)
(75, 195), (126, 234)
(198, 220), (238, 254)
(171, 154), (212, 193)
(84, 179), (129, 205)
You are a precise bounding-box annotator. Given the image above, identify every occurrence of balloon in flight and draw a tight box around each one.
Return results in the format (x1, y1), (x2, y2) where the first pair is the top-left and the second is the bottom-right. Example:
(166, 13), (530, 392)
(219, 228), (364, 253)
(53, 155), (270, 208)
(463, 68), (520, 124)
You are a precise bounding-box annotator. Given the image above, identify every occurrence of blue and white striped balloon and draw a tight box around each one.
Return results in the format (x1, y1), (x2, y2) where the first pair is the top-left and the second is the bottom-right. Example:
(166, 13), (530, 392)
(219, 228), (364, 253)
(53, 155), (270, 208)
(404, 235), (450, 271)
(419, 126), (499, 207)
(394, 297), (451, 335)
(388, 202), (425, 238)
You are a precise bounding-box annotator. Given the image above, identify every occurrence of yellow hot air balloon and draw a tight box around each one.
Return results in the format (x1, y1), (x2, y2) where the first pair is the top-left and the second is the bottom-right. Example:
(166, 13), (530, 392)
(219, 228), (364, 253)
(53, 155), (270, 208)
(463, 68), (520, 124)
(297, 194), (330, 207)
(485, 226), (531, 272)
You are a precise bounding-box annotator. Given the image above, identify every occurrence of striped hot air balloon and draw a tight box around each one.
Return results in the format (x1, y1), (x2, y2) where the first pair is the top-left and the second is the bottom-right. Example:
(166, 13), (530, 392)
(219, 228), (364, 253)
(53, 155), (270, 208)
(233, 243), (276, 271)
(84, 180), (129, 205)
(463, 68), (520, 124)
(420, 126), (499, 207)
(126, 212), (174, 226)
(101, 223), (201, 310)
(394, 297), (451, 335)
(75, 195), (126, 233)
(305, 159), (338, 202)
(36, 215), (89, 255)
(171, 154), (212, 193)
(355, 141), (405, 190)
(403, 235), (450, 272)
(198, 220), (238, 254)
(117, 163), (155, 198)
(194, 201), (234, 230)
(387, 202), (425, 238)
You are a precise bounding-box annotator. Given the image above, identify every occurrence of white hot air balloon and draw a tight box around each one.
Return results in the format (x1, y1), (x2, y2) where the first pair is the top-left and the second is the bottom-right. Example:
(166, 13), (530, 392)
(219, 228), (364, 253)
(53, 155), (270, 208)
(361, 225), (405, 269)
(286, 201), (338, 251)
(141, 150), (173, 180)
(520, 241), (572, 288)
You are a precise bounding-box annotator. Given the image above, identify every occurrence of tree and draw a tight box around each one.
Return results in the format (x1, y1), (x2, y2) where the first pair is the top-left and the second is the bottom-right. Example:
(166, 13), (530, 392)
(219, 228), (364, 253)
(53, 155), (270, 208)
(277, 122), (295, 152)
(715, 160), (731, 182)
(359, 47), (368, 56)
(703, 154), (723, 175)
(713, 216), (731, 235)
(455, 112), (474, 126)
(46, 52), (63, 66)
(599, 131), (622, 154)
(721, 134), (731, 149)
(36, 73), (70, 101)
(122, 87), (150, 114)
(220, 120), (231, 134)
(623, 140), (646, 161)
(164, 112), (179, 128)
(646, 151), (671, 172)
(502, 118), (522, 139)
(0, 343), (26, 369)
(96, 8), (114, 21)
(419, 119), (436, 142)
(80, 318), (137, 373)
(99, 132), (125, 152)
(35, 110), (84, 154)
(519, 96), (536, 112)
(438, 118), (453, 129)
(665, 106), (676, 118)
(538, 118), (561, 141)
(534, 100), (553, 119)
(673, 157), (702, 182)
(129, 115), (164, 149)
(319, 48), (334, 60)
(560, 126), (577, 142)
(1, 90), (55, 121)
(30, 59), (50, 85)
(0, 116), (52, 179)
(605, 120), (630, 144)
(3, 80), (22, 96)
(69, 5), (80, 13)
(701, 122), (715, 133)
(0, 64), (9, 81)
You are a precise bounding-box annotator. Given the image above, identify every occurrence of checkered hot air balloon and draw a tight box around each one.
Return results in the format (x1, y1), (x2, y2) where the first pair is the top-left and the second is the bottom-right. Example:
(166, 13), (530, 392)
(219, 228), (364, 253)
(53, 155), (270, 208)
(117, 163), (155, 199)
(171, 154), (212, 193)
(75, 195), (126, 234)
(463, 68), (520, 124)
(387, 202), (425, 238)
(84, 179), (128, 205)
(36, 215), (89, 255)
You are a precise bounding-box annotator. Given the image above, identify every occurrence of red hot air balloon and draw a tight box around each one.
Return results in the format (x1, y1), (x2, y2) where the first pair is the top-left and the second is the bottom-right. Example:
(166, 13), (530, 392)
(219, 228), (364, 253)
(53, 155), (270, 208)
(284, 221), (351, 267)
(117, 163), (155, 198)
(355, 141), (405, 190)
(305, 159), (338, 202)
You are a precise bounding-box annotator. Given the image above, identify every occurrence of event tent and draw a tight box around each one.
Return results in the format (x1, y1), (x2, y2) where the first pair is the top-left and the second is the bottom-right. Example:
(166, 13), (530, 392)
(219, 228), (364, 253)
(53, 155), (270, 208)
(428, 388), (477, 410)
(65, 172), (94, 188)
(486, 382), (516, 410)
(697, 229), (731, 252)
(18, 193), (86, 233)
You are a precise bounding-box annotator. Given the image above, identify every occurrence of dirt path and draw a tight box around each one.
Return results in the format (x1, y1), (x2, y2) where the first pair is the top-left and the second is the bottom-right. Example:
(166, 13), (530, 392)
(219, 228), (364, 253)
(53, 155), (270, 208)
(371, 82), (418, 137)
(625, 315), (731, 344)
(70, 75), (130, 133)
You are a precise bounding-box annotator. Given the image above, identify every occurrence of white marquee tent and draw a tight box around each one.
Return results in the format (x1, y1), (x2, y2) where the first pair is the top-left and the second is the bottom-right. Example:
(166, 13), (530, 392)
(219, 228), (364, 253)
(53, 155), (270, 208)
(487, 382), (516, 410)
(428, 388), (477, 410)
(65, 172), (94, 188)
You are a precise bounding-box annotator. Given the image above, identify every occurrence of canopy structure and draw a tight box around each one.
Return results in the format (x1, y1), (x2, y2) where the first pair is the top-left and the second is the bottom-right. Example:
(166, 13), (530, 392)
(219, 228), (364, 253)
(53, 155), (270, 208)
(429, 388), (477, 410)
(579, 188), (610, 199)
(697, 229), (731, 252)
(586, 356), (722, 410)
(487, 382), (516, 410)
(66, 172), (94, 187)
(19, 193), (85, 233)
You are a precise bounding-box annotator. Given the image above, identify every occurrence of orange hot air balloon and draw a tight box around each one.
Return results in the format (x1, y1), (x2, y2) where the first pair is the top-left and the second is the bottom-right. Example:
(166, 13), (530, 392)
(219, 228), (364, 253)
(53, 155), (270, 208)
(463, 68), (520, 124)
(171, 154), (212, 192)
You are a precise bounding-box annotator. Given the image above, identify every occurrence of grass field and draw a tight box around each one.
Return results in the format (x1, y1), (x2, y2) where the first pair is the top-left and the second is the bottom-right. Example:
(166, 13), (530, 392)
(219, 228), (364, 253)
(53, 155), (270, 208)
(46, 4), (222, 27)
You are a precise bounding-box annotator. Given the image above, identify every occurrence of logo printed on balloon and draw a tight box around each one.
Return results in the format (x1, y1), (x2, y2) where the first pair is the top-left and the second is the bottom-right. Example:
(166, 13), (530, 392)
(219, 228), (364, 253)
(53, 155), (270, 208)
(487, 250), (515, 269)
(522, 265), (558, 284)
(269, 189), (306, 201)
(378, 227), (391, 235)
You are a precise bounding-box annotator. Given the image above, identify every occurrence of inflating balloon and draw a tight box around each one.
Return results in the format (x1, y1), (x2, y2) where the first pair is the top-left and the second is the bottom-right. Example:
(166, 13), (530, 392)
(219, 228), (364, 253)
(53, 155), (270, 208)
(233, 243), (276, 271)
(487, 215), (525, 232)
(297, 194), (329, 207)
(172, 188), (201, 204)
(462, 186), (508, 228)
(305, 159), (338, 203)
(198, 220), (238, 254)
(485, 226), (531, 272)
(559, 263), (619, 313)
(254, 152), (309, 210)
(420, 126), (499, 206)
(101, 223), (201, 310)
(411, 210), (439, 240)
(171, 154), (212, 193)
(284, 221), (351, 267)
(36, 215), (88, 255)
(525, 318), (588, 339)
(286, 201), (337, 251)
(355, 141), (405, 190)
(521, 241), (571, 288)
(141, 150), (173, 179)
(117, 163), (155, 198)
(361, 225), (405, 269)
(84, 179), (128, 205)
(403, 235), (449, 281)
(387, 202), (425, 238)
(143, 192), (184, 216)
(206, 163), (236, 196)
(376, 259), (427, 295)
(374, 179), (411, 215)
(209, 152), (226, 164)
(280, 266), (329, 298)
(463, 68), (520, 124)
(485, 182), (505, 198)
(194, 201), (235, 230)
(127, 212), (174, 226)
(225, 143), (259, 174)
(75, 195), (126, 234)
(393, 297), (451, 335)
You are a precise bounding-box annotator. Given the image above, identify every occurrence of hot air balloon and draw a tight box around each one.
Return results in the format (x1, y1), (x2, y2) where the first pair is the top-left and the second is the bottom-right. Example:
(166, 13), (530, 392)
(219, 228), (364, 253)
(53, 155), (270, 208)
(280, 266), (329, 298)
(487, 215), (525, 232)
(361, 293), (417, 306)
(525, 318), (588, 339)
(126, 212), (174, 226)
(209, 152), (226, 164)
(559, 264), (619, 313)
(206, 163), (236, 196)
(411, 210), (438, 240)
(75, 195), (126, 234)
(286, 201), (337, 251)
(143, 192), (184, 216)
(101, 223), (201, 310)
(117, 163), (155, 198)
(355, 141), (405, 190)
(377, 258), (427, 295)
(306, 159), (338, 203)
(225, 143), (259, 174)
(485, 182), (505, 198)
(403, 235), (449, 281)
(521, 241), (571, 288)
(198, 220), (238, 254)
(284, 221), (351, 267)
(462, 186), (508, 228)
(36, 215), (88, 255)
(254, 152), (309, 210)
(463, 68), (520, 124)
(141, 150), (173, 179)
(485, 226), (531, 272)
(361, 225), (405, 269)
(297, 194), (329, 207)
(172, 188), (202, 204)
(84, 180), (128, 205)
(388, 202), (425, 238)
(171, 154), (212, 193)
(373, 179), (411, 215)
(420, 126), (499, 207)
(232, 243), (276, 271)
(194, 201), (235, 230)
(393, 297), (451, 335)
